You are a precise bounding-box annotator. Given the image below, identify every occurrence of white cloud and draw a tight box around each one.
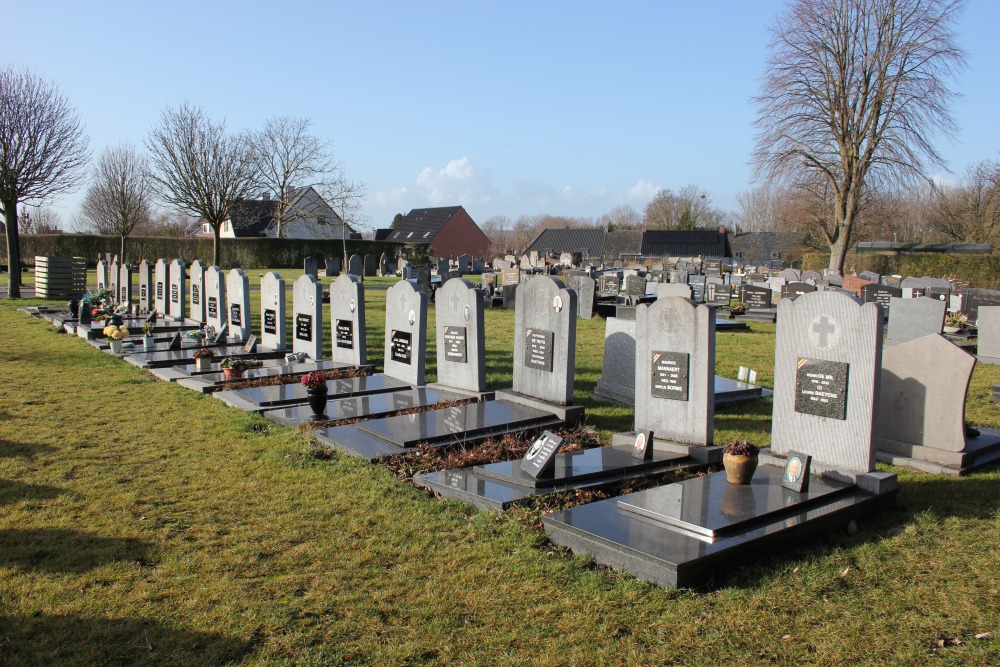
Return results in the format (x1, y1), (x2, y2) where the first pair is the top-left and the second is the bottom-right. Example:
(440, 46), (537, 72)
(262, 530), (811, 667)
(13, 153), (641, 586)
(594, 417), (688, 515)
(626, 179), (662, 201)
(372, 185), (410, 208)
(929, 171), (957, 188)
(415, 157), (499, 206)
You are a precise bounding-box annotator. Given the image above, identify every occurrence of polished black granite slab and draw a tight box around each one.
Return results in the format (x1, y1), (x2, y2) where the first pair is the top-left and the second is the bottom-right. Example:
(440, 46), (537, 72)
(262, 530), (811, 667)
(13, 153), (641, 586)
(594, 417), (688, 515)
(414, 445), (701, 511)
(124, 346), (284, 369)
(543, 465), (894, 588)
(167, 359), (352, 391)
(357, 400), (554, 448)
(76, 319), (198, 339)
(616, 466), (852, 538)
(714, 318), (749, 331)
(262, 387), (467, 427)
(734, 309), (778, 323)
(214, 374), (410, 411)
(316, 399), (564, 462)
(474, 445), (688, 489)
(713, 376), (771, 405)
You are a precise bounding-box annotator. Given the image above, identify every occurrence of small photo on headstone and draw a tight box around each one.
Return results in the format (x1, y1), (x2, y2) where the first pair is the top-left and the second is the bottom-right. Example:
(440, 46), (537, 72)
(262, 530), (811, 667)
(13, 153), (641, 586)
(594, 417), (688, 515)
(520, 430), (564, 479)
(631, 429), (654, 461)
(781, 450), (811, 492)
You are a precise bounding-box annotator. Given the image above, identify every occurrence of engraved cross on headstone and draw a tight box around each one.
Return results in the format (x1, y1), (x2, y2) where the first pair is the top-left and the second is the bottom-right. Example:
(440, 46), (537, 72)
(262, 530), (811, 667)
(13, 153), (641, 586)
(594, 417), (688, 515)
(812, 315), (836, 348)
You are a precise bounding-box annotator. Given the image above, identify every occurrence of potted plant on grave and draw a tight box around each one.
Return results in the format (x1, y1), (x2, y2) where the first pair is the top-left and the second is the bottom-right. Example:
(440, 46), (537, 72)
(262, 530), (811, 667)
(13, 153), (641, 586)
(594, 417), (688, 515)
(722, 438), (760, 485)
(943, 311), (968, 334)
(300, 371), (329, 421)
(193, 347), (215, 371)
(728, 300), (748, 319)
(141, 324), (156, 351)
(219, 356), (262, 379)
(102, 324), (130, 355)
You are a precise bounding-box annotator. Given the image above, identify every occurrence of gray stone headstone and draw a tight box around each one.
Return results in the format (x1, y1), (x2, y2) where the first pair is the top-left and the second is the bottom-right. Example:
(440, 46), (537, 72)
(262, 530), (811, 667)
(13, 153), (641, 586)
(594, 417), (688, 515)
(436, 257), (449, 277)
(330, 273), (366, 366)
(379, 253), (389, 277)
(706, 283), (732, 306)
(325, 258), (341, 277)
(383, 279), (428, 386)
(347, 254), (363, 278)
(303, 255), (320, 277)
(457, 254), (470, 274)
(293, 273), (324, 360)
(203, 266), (227, 333)
(802, 270), (823, 282)
(188, 260), (206, 324)
(635, 297), (715, 446)
(599, 273), (621, 295)
(154, 259), (169, 315)
(168, 259), (186, 320)
(435, 278), (486, 392)
(260, 272), (287, 351)
(565, 274), (596, 319)
(364, 254), (377, 277)
(779, 268), (801, 282)
(976, 306), (1000, 361)
(961, 288), (1000, 324)
(858, 270), (881, 283)
(655, 283), (693, 299)
(594, 317), (636, 404)
(512, 276), (577, 405)
(137, 260), (153, 312)
(781, 282), (818, 300)
(885, 296), (945, 347)
(860, 284), (902, 315)
(501, 266), (521, 286)
(875, 334), (974, 459)
(226, 268), (252, 341)
(117, 262), (132, 308)
(109, 257), (119, 304)
(771, 290), (883, 472)
(96, 259), (108, 292)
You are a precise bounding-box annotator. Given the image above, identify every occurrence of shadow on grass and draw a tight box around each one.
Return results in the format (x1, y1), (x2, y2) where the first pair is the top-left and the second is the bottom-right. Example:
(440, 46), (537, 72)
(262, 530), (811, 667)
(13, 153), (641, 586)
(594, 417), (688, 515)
(0, 528), (155, 573)
(893, 470), (1000, 520)
(0, 480), (62, 505)
(0, 438), (56, 458)
(0, 613), (256, 666)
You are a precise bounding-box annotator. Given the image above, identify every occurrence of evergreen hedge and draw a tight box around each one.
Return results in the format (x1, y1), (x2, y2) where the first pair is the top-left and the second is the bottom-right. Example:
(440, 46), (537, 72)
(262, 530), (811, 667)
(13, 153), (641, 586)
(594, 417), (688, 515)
(802, 252), (1000, 289)
(1, 234), (430, 269)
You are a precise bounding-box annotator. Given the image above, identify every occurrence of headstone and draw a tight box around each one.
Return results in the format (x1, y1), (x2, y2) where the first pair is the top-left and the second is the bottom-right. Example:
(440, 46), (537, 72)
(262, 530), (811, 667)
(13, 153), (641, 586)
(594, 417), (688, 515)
(502, 284), (517, 310)
(379, 253), (389, 277)
(137, 260), (154, 312)
(801, 270), (823, 283)
(293, 274), (324, 360)
(203, 266), (227, 333)
(842, 274), (874, 295)
(153, 259), (170, 315)
(565, 274), (596, 319)
(416, 266), (432, 294)
(188, 260), (206, 324)
(436, 257), (449, 277)
(330, 274), (366, 366)
(771, 290), (883, 473)
(165, 259), (185, 320)
(740, 284), (773, 310)
(687, 275), (706, 303)
(117, 262), (132, 308)
(624, 275), (646, 301)
(779, 268), (801, 282)
(384, 279), (428, 386)
(975, 306), (1000, 362)
(520, 431), (564, 479)
(704, 258), (722, 276)
(303, 255), (320, 278)
(655, 283), (693, 299)
(226, 268), (252, 341)
(858, 270), (881, 283)
(96, 259), (108, 292)
(325, 258), (341, 277)
(434, 278), (486, 392)
(347, 254), (363, 278)
(364, 254), (378, 277)
(634, 297), (715, 446)
(260, 272), (287, 351)
(598, 273), (620, 296)
(780, 282), (818, 300)
(960, 288), (1000, 324)
(501, 266), (520, 287)
(885, 296), (946, 347)
(510, 276), (576, 405)
(875, 334), (1000, 474)
(706, 283), (732, 307)
(860, 284), (902, 315)
(109, 256), (119, 304)
(457, 254), (469, 274)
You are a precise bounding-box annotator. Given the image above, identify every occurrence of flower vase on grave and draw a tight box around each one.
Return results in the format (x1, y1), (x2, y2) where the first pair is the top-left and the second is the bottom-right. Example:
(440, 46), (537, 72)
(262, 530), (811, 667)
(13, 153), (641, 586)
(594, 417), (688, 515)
(723, 453), (758, 485)
(307, 386), (329, 421)
(195, 357), (212, 372)
(68, 299), (79, 317)
(143, 335), (156, 351)
(109, 339), (124, 355)
(222, 368), (243, 380)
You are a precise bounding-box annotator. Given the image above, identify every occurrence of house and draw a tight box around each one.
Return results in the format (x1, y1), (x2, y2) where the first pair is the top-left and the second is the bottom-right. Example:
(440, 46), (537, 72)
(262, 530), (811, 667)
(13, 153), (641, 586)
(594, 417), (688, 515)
(386, 206), (489, 258)
(195, 187), (356, 240)
(522, 227), (732, 261)
(729, 231), (803, 263)
(640, 229), (730, 257)
(523, 228), (607, 259)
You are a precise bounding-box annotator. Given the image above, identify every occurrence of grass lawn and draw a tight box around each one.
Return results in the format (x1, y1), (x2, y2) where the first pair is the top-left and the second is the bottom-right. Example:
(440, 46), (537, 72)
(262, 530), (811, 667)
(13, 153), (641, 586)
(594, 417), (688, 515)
(1, 282), (999, 665)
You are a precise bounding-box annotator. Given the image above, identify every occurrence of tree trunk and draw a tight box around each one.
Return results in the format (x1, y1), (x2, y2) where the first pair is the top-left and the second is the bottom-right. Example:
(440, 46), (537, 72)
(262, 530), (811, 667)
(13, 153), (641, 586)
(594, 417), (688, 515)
(3, 201), (22, 298)
(120, 235), (126, 265)
(212, 224), (221, 267)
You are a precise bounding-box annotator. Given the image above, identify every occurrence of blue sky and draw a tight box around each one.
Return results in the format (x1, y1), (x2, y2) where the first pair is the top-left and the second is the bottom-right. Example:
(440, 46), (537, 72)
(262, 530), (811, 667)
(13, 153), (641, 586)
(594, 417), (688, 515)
(3, 1), (998, 232)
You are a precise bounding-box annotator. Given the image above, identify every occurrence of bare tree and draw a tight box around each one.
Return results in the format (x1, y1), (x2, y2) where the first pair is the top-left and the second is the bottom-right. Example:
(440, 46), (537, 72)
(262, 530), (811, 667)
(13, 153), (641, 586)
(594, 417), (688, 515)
(753, 0), (966, 272)
(734, 185), (792, 233)
(597, 204), (641, 230)
(145, 103), (257, 266)
(80, 144), (153, 261)
(0, 66), (89, 297)
(250, 116), (366, 239)
(931, 160), (1000, 243)
(643, 185), (724, 230)
(480, 214), (512, 258)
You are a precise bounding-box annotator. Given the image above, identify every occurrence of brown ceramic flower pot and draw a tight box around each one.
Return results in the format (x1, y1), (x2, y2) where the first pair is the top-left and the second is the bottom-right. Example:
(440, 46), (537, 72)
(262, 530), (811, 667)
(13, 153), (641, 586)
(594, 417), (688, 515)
(723, 453), (758, 485)
(222, 368), (244, 379)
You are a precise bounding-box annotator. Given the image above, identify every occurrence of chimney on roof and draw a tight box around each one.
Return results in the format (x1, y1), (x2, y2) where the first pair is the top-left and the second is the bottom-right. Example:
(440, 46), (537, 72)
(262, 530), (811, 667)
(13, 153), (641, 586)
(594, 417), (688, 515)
(262, 192), (271, 201)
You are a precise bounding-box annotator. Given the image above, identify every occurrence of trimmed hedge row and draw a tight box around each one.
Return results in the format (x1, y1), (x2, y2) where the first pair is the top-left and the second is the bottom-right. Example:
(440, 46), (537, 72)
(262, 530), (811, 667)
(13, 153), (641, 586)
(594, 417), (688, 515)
(802, 252), (1000, 289)
(1, 234), (431, 269)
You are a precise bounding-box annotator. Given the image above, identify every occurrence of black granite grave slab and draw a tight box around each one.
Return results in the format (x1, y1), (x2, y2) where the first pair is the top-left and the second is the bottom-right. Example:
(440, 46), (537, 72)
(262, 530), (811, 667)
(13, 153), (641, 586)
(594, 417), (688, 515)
(166, 359), (355, 391)
(124, 345), (285, 369)
(262, 387), (468, 427)
(316, 400), (563, 461)
(215, 374), (410, 411)
(543, 465), (894, 588)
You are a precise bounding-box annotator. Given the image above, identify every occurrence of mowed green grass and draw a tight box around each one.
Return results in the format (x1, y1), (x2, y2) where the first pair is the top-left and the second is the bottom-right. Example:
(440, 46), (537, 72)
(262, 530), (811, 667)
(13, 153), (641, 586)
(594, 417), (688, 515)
(1, 283), (999, 665)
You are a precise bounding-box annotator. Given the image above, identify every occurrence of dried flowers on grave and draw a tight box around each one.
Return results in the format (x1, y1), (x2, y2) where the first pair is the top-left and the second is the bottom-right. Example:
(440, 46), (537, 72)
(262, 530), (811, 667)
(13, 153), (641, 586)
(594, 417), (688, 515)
(723, 439), (760, 456)
(102, 324), (129, 340)
(219, 357), (262, 371)
(300, 371), (327, 389)
(193, 347), (215, 359)
(945, 311), (968, 329)
(729, 300), (748, 313)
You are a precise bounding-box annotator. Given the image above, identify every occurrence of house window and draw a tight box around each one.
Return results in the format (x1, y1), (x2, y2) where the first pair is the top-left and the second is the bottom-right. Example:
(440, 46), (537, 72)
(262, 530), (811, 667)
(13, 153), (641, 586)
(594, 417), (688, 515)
(407, 232), (414, 239)
(423, 232), (431, 238)
(223, 221), (229, 232)
(203, 224), (210, 233)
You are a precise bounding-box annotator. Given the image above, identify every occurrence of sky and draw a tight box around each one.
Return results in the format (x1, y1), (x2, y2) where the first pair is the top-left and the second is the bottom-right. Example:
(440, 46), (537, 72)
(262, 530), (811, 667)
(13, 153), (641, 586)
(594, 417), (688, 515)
(2, 0), (998, 233)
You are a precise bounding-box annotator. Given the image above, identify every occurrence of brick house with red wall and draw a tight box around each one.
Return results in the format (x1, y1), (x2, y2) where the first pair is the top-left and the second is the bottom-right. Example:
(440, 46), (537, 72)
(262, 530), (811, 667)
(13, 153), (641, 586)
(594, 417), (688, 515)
(386, 206), (489, 259)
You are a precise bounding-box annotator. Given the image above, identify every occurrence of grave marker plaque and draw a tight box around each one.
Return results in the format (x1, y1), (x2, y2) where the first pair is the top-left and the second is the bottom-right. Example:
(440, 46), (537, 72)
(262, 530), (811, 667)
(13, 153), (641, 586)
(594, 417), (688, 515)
(794, 358), (849, 420)
(650, 351), (690, 401)
(296, 314), (313, 340)
(524, 328), (555, 372)
(390, 330), (412, 364)
(519, 430), (564, 479)
(336, 320), (354, 349)
(443, 326), (467, 363)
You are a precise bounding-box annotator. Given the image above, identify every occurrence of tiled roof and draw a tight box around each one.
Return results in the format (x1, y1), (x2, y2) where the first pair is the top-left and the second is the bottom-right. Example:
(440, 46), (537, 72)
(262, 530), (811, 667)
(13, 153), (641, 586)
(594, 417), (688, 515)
(603, 230), (644, 258)
(230, 199), (278, 237)
(524, 229), (607, 257)
(387, 206), (463, 242)
(730, 232), (801, 261)
(641, 230), (729, 257)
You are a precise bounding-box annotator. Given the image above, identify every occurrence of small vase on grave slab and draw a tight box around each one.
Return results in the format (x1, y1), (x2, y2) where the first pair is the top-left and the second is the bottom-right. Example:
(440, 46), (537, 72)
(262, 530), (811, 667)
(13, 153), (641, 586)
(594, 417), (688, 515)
(307, 387), (329, 421)
(109, 339), (124, 355)
(722, 439), (760, 485)
(143, 335), (155, 351)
